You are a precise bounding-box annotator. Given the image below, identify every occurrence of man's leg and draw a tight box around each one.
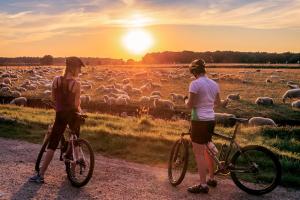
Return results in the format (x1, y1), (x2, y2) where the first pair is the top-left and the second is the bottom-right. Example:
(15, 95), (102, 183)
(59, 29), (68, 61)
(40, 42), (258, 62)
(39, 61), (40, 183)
(205, 148), (215, 180)
(192, 142), (207, 185)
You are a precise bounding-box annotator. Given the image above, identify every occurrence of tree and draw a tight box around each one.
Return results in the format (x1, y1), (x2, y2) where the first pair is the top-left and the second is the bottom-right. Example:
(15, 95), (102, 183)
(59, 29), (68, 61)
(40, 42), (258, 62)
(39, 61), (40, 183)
(40, 55), (54, 65)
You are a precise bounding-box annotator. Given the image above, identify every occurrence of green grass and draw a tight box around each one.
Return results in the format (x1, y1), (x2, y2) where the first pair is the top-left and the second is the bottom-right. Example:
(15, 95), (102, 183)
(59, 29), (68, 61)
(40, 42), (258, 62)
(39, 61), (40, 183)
(0, 104), (299, 188)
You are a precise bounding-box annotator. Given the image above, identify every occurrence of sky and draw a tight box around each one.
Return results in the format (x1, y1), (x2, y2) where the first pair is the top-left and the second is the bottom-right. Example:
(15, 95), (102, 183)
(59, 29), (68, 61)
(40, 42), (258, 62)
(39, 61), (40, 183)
(0, 0), (299, 60)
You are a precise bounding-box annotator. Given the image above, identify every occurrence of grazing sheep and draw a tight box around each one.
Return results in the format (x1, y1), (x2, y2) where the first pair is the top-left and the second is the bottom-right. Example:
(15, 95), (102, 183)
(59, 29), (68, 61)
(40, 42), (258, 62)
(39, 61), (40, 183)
(291, 100), (300, 111)
(3, 77), (11, 85)
(255, 97), (274, 106)
(287, 84), (299, 89)
(151, 91), (161, 97)
(130, 88), (142, 96)
(140, 83), (152, 92)
(43, 90), (52, 96)
(122, 78), (131, 84)
(153, 99), (174, 110)
(248, 117), (277, 127)
(103, 95), (116, 105)
(287, 81), (297, 85)
(139, 96), (152, 107)
(227, 93), (240, 101)
(282, 89), (300, 103)
(123, 84), (132, 93)
(265, 78), (272, 84)
(215, 113), (236, 127)
(11, 91), (21, 97)
(80, 95), (91, 104)
(170, 93), (185, 103)
(15, 86), (27, 92)
(10, 97), (27, 106)
(82, 84), (92, 90)
(115, 96), (129, 105)
(150, 82), (162, 90)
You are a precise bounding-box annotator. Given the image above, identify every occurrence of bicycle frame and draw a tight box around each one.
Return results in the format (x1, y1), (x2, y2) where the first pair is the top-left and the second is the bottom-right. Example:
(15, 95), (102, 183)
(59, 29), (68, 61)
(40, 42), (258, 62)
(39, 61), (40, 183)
(181, 120), (255, 175)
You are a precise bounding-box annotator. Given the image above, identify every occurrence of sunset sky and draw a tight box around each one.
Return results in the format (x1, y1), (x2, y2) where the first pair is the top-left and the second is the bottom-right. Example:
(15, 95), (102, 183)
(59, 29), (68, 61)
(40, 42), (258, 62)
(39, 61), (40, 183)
(0, 0), (300, 60)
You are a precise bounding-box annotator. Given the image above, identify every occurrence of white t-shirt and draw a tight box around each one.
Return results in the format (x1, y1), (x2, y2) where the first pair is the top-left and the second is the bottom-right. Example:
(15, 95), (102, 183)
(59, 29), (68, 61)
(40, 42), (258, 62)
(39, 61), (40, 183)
(189, 75), (220, 121)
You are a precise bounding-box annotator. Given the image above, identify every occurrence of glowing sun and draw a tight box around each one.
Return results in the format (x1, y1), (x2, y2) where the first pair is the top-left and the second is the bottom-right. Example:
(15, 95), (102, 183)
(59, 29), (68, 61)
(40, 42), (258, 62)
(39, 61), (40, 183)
(122, 29), (153, 54)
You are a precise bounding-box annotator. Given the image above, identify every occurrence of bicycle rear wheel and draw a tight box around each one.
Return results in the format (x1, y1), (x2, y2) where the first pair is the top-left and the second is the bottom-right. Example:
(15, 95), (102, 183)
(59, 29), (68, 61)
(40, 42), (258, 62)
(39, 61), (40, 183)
(66, 138), (95, 187)
(168, 139), (189, 186)
(230, 145), (281, 195)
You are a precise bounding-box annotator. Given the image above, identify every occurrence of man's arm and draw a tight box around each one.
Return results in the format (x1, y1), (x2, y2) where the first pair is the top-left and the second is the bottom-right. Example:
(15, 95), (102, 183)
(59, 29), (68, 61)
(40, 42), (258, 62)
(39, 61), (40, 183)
(73, 81), (82, 112)
(186, 92), (197, 109)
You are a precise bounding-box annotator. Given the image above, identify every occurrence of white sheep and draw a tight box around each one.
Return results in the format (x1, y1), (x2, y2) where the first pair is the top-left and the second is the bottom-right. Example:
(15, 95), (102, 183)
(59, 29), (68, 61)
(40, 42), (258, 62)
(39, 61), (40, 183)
(11, 91), (21, 97)
(170, 93), (185, 104)
(291, 100), (300, 111)
(153, 99), (174, 110)
(151, 91), (161, 97)
(227, 93), (240, 101)
(282, 89), (300, 103)
(3, 77), (11, 85)
(103, 95), (116, 105)
(80, 95), (91, 104)
(255, 97), (274, 106)
(248, 117), (277, 127)
(10, 97), (27, 106)
(287, 84), (299, 89)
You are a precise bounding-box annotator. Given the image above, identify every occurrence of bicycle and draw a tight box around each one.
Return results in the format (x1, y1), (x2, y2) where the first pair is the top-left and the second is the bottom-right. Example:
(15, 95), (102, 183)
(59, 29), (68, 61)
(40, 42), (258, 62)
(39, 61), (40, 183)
(35, 100), (95, 187)
(168, 117), (282, 195)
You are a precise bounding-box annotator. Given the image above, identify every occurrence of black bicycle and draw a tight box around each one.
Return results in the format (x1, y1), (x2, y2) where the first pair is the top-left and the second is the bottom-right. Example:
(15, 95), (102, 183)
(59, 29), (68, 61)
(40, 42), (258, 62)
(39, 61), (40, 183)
(35, 101), (94, 187)
(168, 117), (281, 195)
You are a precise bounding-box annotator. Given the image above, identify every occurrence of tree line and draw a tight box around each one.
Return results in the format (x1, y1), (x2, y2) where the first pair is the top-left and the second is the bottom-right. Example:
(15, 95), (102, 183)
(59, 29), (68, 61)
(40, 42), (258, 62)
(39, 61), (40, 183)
(1, 51), (300, 66)
(142, 51), (300, 64)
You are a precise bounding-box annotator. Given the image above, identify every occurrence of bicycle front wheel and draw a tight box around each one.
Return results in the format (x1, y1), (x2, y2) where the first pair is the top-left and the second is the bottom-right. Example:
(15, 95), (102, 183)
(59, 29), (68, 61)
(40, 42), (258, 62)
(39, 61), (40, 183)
(66, 138), (95, 187)
(230, 145), (281, 195)
(168, 139), (189, 186)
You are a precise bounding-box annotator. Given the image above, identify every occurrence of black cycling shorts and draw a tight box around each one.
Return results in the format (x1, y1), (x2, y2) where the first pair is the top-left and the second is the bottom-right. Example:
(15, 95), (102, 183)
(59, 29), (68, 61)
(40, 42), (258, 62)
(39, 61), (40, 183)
(190, 120), (215, 144)
(47, 111), (80, 150)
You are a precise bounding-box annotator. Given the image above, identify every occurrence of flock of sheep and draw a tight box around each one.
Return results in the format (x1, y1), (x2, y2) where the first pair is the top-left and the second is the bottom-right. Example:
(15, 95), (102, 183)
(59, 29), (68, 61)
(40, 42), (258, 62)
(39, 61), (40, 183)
(1, 66), (300, 127)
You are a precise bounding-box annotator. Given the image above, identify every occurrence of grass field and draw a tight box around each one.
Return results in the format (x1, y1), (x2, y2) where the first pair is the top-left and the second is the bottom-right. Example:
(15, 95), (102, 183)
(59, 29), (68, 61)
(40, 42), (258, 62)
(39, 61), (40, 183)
(0, 105), (299, 188)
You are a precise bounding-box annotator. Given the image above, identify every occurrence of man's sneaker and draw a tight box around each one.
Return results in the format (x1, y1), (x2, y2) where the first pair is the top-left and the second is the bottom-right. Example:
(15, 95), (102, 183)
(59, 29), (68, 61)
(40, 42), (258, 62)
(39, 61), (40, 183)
(187, 184), (209, 194)
(207, 179), (217, 187)
(29, 174), (44, 184)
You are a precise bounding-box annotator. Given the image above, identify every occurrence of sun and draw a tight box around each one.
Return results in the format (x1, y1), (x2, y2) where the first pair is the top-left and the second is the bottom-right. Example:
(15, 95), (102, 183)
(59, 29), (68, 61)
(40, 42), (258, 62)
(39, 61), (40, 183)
(122, 29), (153, 55)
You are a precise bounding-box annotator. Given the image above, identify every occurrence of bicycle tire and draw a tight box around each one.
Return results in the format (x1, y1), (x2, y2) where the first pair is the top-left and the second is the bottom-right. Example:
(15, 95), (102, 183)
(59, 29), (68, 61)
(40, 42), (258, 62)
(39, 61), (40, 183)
(230, 145), (281, 195)
(168, 139), (189, 186)
(35, 137), (50, 173)
(66, 138), (95, 187)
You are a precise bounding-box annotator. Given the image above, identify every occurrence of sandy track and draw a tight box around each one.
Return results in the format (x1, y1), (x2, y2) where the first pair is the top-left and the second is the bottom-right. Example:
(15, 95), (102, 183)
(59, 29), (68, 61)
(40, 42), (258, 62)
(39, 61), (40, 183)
(0, 138), (298, 200)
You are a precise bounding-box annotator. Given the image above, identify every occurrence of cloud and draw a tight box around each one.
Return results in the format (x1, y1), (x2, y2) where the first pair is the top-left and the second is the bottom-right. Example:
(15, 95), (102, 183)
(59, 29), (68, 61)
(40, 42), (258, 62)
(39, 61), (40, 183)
(0, 0), (299, 45)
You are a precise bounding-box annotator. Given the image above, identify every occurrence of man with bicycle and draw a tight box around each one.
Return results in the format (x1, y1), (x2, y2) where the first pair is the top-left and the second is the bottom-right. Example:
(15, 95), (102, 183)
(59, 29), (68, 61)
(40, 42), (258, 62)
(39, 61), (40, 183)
(185, 59), (226, 193)
(29, 57), (84, 183)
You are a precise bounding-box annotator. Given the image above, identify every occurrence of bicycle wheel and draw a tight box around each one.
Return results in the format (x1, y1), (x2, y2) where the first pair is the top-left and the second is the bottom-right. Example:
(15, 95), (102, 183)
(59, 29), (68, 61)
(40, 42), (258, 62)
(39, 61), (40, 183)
(230, 145), (281, 195)
(168, 139), (189, 186)
(66, 138), (95, 187)
(35, 136), (50, 173)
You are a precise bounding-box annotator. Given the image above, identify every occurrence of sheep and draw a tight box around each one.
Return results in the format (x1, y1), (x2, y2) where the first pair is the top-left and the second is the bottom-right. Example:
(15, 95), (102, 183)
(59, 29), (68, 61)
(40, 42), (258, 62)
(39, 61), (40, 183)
(11, 91), (21, 97)
(287, 81), (297, 85)
(3, 77), (11, 85)
(123, 84), (132, 93)
(227, 93), (240, 101)
(10, 97), (27, 106)
(282, 89), (300, 103)
(103, 95), (116, 105)
(215, 113), (236, 127)
(170, 93), (185, 104)
(248, 117), (277, 127)
(151, 91), (161, 97)
(140, 83), (152, 92)
(255, 97), (274, 106)
(80, 95), (91, 104)
(153, 99), (174, 110)
(15, 86), (27, 92)
(115, 96), (129, 105)
(139, 96), (152, 107)
(130, 88), (142, 96)
(122, 78), (131, 84)
(265, 78), (272, 84)
(150, 82), (162, 90)
(291, 100), (300, 111)
(82, 84), (92, 90)
(43, 90), (52, 96)
(288, 84), (299, 89)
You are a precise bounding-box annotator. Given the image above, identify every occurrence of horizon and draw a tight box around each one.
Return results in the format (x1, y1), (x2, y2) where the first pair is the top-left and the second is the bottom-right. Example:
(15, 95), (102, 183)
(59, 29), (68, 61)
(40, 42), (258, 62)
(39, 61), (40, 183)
(1, 0), (300, 59)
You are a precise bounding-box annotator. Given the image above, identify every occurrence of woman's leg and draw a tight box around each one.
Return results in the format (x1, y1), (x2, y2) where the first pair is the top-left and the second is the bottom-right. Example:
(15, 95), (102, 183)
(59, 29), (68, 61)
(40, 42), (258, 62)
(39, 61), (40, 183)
(192, 142), (207, 185)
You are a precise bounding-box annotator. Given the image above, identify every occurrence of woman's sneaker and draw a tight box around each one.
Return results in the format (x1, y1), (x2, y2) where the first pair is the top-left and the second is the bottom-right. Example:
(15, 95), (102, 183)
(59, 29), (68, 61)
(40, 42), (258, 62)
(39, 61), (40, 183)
(187, 184), (209, 193)
(29, 174), (44, 184)
(207, 179), (217, 187)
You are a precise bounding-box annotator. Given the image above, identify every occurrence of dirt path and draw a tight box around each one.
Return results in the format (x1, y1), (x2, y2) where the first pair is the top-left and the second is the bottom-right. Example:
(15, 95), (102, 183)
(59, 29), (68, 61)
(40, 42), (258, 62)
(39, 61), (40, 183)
(0, 138), (298, 200)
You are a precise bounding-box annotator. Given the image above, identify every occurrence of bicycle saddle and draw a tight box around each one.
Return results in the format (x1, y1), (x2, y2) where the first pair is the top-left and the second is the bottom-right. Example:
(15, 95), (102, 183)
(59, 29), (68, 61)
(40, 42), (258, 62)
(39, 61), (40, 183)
(229, 117), (249, 123)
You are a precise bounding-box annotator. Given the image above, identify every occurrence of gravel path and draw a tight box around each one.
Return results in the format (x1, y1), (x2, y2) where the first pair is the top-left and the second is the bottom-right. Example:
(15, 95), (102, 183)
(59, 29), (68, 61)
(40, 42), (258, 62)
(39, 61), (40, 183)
(0, 138), (298, 200)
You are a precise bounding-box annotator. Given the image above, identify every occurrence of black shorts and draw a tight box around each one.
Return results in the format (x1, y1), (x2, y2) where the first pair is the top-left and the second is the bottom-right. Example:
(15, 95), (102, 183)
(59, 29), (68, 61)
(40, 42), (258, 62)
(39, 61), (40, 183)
(47, 111), (80, 150)
(190, 120), (215, 144)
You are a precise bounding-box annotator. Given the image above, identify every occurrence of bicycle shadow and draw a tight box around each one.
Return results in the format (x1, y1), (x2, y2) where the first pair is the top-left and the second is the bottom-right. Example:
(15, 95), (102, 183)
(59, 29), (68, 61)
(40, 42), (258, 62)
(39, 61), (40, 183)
(10, 180), (42, 200)
(54, 178), (93, 200)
